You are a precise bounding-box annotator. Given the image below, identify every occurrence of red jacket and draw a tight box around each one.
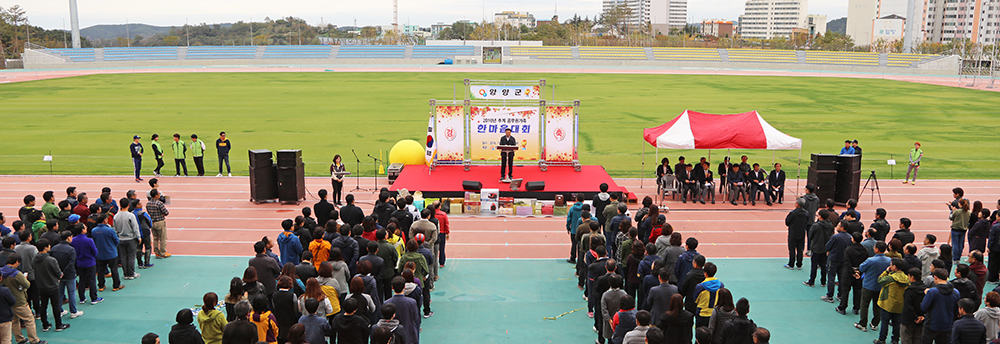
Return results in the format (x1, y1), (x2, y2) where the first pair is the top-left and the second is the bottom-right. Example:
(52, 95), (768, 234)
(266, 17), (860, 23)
(435, 209), (450, 234)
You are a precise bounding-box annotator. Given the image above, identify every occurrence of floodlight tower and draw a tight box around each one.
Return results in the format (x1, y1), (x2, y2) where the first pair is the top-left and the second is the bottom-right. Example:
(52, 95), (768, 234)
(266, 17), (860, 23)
(68, 0), (81, 48)
(393, 0), (399, 33)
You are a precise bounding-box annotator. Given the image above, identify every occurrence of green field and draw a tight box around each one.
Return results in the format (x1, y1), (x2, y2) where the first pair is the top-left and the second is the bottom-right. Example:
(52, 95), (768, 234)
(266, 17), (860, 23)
(2, 72), (998, 179)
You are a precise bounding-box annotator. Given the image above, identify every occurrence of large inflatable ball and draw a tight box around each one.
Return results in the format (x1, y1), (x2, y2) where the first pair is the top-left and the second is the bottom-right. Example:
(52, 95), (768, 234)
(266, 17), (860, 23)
(388, 139), (426, 165)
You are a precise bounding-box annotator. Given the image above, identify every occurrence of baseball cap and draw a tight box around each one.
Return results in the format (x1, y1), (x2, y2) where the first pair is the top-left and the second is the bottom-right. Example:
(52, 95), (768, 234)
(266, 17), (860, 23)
(68, 214), (80, 223)
(133, 135), (141, 139)
(914, 142), (921, 146)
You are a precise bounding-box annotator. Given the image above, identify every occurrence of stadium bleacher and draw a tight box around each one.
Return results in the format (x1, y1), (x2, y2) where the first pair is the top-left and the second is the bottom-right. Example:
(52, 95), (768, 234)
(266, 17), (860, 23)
(887, 53), (936, 67)
(46, 48), (96, 62)
(652, 48), (722, 62)
(103, 47), (179, 61)
(412, 45), (475, 59)
(262, 45), (332, 59)
(578, 46), (647, 60)
(185, 46), (257, 60)
(805, 51), (879, 66)
(726, 49), (799, 64)
(336, 45), (406, 59)
(509, 46), (572, 59)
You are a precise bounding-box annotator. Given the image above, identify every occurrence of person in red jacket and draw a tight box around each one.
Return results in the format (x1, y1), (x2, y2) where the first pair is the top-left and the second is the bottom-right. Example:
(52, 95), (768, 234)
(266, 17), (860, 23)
(433, 201), (449, 268)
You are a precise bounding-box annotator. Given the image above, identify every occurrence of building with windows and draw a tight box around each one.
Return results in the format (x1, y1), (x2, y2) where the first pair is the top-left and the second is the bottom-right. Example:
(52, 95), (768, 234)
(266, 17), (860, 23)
(738, 0), (809, 39)
(701, 20), (735, 37)
(494, 11), (537, 28)
(604, 0), (687, 34)
(925, 0), (1000, 43)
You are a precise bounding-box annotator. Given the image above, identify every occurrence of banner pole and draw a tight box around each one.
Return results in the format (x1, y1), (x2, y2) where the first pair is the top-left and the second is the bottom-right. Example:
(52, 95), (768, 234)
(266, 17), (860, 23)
(641, 144), (645, 189)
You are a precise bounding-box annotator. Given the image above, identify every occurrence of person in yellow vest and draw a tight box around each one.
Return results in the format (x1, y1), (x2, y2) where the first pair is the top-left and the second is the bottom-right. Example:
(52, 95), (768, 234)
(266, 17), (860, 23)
(190, 134), (206, 176)
(171, 133), (188, 176)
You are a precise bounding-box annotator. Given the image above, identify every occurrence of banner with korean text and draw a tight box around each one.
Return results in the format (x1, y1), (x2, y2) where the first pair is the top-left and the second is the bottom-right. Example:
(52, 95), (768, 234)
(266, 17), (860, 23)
(544, 106), (575, 162)
(469, 106), (539, 161)
(470, 85), (541, 100)
(434, 105), (465, 161)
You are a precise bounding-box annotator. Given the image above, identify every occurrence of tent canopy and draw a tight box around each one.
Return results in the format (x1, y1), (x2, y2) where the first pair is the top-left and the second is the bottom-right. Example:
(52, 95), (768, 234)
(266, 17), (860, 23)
(643, 110), (802, 150)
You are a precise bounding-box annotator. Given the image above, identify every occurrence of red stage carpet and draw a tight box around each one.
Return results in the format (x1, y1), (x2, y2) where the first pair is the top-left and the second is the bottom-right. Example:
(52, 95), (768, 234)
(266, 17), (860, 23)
(389, 165), (632, 200)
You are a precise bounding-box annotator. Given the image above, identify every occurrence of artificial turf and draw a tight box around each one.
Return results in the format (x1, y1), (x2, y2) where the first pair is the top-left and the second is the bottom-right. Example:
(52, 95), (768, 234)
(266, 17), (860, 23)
(1, 72), (998, 179)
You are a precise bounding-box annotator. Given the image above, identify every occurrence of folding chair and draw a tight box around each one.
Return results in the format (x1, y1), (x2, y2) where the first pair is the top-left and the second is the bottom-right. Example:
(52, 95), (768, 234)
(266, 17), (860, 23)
(660, 174), (679, 204)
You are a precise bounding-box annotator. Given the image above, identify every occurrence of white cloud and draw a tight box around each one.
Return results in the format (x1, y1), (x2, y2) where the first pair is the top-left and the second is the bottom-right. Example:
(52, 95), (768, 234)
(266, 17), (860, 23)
(20, 0), (844, 32)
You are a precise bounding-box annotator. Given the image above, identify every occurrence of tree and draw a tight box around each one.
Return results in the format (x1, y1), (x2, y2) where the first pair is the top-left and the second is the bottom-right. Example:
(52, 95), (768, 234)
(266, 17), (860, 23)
(599, 4), (633, 37)
(162, 35), (180, 46)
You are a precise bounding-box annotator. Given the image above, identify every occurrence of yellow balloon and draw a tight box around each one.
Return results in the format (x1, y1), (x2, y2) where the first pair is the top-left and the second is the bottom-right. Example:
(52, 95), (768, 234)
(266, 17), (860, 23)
(388, 140), (426, 165)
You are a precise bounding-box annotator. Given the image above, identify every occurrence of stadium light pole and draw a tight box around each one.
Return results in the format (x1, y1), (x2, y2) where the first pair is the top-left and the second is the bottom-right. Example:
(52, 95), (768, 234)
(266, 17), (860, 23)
(68, 0), (81, 48)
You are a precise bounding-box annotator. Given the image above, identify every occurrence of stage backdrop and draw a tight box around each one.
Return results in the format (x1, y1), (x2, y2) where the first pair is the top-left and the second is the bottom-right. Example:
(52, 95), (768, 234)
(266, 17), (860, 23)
(434, 105), (466, 161)
(470, 106), (539, 161)
(544, 106), (575, 162)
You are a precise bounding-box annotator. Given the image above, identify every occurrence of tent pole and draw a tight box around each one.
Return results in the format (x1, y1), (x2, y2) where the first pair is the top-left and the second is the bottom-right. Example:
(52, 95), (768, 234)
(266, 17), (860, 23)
(772, 150), (775, 166)
(796, 148), (801, 198)
(641, 144), (645, 189)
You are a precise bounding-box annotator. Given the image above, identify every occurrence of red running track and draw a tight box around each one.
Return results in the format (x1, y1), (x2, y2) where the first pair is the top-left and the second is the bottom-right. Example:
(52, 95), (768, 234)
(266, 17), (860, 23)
(0, 175), (996, 259)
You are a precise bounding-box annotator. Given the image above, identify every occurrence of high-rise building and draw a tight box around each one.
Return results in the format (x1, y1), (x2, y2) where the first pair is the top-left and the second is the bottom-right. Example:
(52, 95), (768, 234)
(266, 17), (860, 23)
(604, 0), (686, 34)
(807, 14), (828, 36)
(738, 0), (809, 39)
(701, 20), (735, 37)
(494, 11), (537, 28)
(925, 0), (1000, 43)
(847, 0), (910, 47)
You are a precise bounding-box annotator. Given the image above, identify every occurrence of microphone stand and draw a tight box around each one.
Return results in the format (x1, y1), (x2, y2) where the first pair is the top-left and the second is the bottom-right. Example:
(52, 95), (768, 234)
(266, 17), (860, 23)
(351, 149), (365, 192)
(368, 154), (382, 193)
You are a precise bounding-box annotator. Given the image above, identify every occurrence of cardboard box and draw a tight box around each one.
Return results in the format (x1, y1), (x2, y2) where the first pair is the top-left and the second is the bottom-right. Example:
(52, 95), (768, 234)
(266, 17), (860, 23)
(481, 188), (500, 202)
(497, 207), (514, 216)
(464, 201), (480, 214)
(468, 193), (481, 202)
(481, 201), (498, 214)
(516, 206), (533, 216)
(450, 202), (463, 214)
(553, 205), (569, 216)
(541, 204), (554, 215)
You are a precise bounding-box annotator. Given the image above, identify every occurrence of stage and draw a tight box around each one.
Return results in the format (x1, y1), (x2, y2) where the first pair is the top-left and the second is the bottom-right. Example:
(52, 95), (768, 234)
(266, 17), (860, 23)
(389, 164), (634, 201)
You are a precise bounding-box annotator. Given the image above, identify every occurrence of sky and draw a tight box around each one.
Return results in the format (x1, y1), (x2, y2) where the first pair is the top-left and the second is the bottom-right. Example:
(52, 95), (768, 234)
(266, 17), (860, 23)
(17, 0), (847, 30)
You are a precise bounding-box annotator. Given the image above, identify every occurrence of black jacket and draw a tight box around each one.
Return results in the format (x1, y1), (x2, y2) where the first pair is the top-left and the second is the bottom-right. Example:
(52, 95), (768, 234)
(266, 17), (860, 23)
(49, 242), (77, 280)
(270, 289), (298, 341)
(658, 310), (693, 344)
(768, 170), (785, 188)
(332, 313), (370, 344)
(656, 164), (673, 178)
(951, 278), (979, 306)
(808, 221), (834, 254)
(846, 220), (865, 236)
(785, 208), (809, 240)
(990, 222), (1000, 252)
(340, 204), (365, 228)
(893, 229), (916, 247)
(679, 267), (705, 314)
(870, 219), (891, 241)
(826, 232), (852, 263)
(951, 314), (987, 344)
(902, 281), (926, 327)
(314, 200), (335, 227)
(719, 315), (757, 344)
(169, 323), (205, 344)
(499, 135), (516, 147)
(248, 254), (281, 296)
(903, 254), (922, 273)
(372, 200), (395, 228)
(221, 320), (258, 344)
(844, 243), (870, 270)
(390, 209), (414, 235)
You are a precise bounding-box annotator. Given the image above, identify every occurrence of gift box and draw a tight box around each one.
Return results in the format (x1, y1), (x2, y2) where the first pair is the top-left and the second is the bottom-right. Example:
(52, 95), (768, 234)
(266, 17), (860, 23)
(468, 193), (481, 202)
(481, 189), (500, 202)
(554, 194), (565, 206)
(450, 202), (463, 214)
(424, 198), (439, 208)
(541, 204), (554, 215)
(497, 207), (515, 216)
(553, 205), (569, 216)
(464, 201), (480, 214)
(516, 206), (533, 216)
(481, 201), (498, 214)
(499, 197), (514, 208)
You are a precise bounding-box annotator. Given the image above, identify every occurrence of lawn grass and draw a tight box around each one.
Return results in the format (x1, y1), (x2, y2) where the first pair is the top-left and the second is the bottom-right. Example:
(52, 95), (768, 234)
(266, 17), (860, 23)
(2, 72), (998, 179)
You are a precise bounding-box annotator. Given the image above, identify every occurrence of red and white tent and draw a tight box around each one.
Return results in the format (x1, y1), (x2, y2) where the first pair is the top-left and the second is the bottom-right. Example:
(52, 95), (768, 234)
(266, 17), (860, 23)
(641, 110), (803, 195)
(643, 110), (801, 150)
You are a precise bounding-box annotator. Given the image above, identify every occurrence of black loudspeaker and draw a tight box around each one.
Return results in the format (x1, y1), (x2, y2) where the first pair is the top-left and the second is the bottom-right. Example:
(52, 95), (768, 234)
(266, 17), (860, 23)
(835, 155), (862, 204)
(278, 163), (305, 203)
(807, 167), (837, 202)
(810, 154), (838, 171)
(249, 149), (273, 168)
(277, 150), (302, 168)
(525, 181), (545, 191)
(462, 180), (482, 191)
(249, 165), (277, 202)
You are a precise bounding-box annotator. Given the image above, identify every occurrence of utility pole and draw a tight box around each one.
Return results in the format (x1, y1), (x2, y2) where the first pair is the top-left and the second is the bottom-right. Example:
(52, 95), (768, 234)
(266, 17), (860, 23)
(393, 0), (399, 34)
(69, 0), (81, 48)
(63, 18), (67, 48)
(250, 17), (253, 45)
(126, 17), (131, 47)
(185, 18), (190, 46)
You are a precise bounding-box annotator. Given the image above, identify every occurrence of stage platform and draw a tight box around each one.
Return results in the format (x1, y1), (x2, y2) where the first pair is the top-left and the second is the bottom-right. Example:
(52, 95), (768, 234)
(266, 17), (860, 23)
(389, 165), (634, 201)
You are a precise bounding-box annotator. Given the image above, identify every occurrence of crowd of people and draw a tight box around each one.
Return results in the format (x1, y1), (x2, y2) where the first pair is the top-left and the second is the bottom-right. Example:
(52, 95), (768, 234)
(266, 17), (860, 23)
(656, 155), (786, 207)
(786, 184), (1000, 344)
(132, 189), (450, 344)
(0, 181), (173, 344)
(565, 191), (771, 344)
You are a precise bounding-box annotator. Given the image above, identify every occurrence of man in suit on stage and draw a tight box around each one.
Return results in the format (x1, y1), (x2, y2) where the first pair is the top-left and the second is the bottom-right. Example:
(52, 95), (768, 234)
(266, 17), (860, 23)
(499, 128), (516, 181)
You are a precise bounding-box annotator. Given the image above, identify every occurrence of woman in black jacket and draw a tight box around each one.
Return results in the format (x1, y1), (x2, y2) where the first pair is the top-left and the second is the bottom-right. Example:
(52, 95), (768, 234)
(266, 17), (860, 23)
(169, 309), (205, 344)
(271, 276), (299, 344)
(657, 294), (693, 344)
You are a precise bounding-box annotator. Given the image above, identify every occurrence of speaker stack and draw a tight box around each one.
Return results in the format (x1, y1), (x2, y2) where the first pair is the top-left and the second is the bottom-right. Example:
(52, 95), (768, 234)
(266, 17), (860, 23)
(249, 150), (277, 203)
(277, 150), (305, 204)
(835, 155), (862, 204)
(807, 154), (838, 202)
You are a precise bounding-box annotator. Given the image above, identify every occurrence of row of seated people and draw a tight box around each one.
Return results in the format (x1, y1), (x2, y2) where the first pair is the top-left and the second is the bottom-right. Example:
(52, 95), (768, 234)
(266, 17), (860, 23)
(655, 156), (786, 206)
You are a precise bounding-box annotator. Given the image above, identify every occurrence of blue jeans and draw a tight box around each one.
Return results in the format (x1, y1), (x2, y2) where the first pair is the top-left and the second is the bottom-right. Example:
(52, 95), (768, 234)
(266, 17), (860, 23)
(59, 279), (78, 313)
(879, 309), (901, 342)
(952, 230), (967, 261)
(133, 158), (142, 179)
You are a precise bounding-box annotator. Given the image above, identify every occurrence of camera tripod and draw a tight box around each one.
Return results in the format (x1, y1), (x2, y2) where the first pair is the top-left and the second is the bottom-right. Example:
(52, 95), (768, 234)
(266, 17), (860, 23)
(859, 170), (882, 204)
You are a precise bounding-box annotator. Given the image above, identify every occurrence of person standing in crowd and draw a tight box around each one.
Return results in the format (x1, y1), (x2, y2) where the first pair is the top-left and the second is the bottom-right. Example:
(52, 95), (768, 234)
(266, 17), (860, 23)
(658, 294), (693, 344)
(190, 134), (206, 177)
(340, 195), (365, 228)
(856, 241), (891, 332)
(49, 231), (82, 318)
(900, 267), (926, 344)
(974, 292), (1000, 343)
(904, 142), (922, 185)
(216, 132), (231, 177)
(921, 268), (961, 344)
(693, 262), (723, 327)
(168, 309), (203, 344)
(72, 223), (100, 304)
(330, 155), (346, 206)
(720, 297), (757, 344)
(171, 133), (188, 177)
(989, 220), (1000, 283)
(385, 276), (420, 344)
(113, 199), (141, 280)
(594, 183), (612, 229)
(223, 300), (258, 344)
(3, 253), (44, 344)
(433, 200), (449, 268)
(33, 239), (69, 332)
(875, 259), (908, 344)
(952, 298), (987, 344)
(92, 214), (123, 292)
(785, 198), (809, 270)
(824, 220), (852, 304)
(567, 194), (584, 264)
(150, 134), (164, 177)
(198, 292), (227, 344)
(130, 135), (144, 183)
(949, 198), (971, 266)
(313, 190), (334, 232)
(147, 189), (170, 259)
(841, 140), (856, 155)
(837, 232), (869, 315)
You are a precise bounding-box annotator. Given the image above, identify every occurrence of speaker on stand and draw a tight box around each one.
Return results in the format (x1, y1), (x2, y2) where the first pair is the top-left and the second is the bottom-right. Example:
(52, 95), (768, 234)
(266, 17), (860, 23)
(249, 150), (277, 203)
(277, 150), (305, 204)
(835, 155), (862, 205)
(807, 154), (837, 203)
